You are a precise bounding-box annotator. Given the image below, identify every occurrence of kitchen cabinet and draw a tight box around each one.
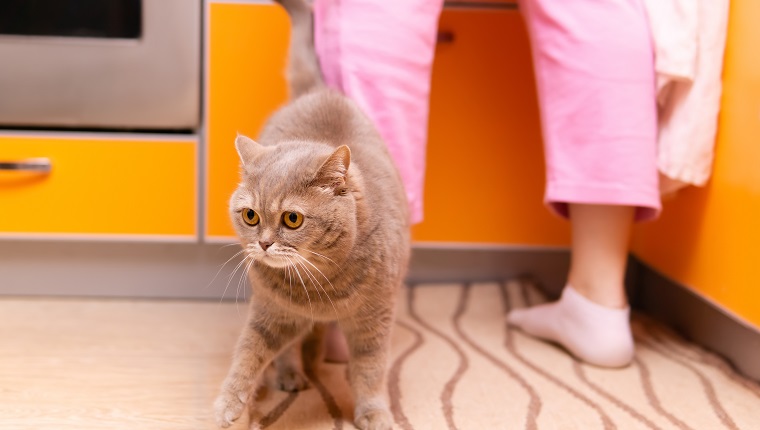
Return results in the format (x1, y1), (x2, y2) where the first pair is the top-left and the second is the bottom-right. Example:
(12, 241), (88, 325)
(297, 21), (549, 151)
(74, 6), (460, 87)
(412, 7), (569, 245)
(204, 2), (289, 241)
(0, 134), (197, 239)
(203, 3), (568, 245)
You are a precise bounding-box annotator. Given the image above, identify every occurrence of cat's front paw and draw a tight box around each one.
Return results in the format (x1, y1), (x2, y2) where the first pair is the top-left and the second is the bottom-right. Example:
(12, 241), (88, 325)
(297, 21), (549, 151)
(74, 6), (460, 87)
(214, 389), (247, 428)
(354, 408), (393, 430)
(276, 367), (310, 392)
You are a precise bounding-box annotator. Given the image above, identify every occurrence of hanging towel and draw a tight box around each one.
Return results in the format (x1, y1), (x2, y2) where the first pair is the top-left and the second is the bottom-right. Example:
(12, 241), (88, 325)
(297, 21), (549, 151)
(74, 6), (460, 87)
(641, 0), (730, 195)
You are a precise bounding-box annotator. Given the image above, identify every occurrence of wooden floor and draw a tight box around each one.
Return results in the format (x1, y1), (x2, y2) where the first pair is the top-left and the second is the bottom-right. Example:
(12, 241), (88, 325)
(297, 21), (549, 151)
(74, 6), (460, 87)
(0, 297), (242, 430)
(2, 283), (760, 430)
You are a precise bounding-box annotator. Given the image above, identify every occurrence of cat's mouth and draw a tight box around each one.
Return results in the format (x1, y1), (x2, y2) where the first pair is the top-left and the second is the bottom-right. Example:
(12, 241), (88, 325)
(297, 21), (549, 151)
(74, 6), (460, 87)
(255, 246), (305, 270)
(258, 253), (291, 269)
(247, 244), (319, 273)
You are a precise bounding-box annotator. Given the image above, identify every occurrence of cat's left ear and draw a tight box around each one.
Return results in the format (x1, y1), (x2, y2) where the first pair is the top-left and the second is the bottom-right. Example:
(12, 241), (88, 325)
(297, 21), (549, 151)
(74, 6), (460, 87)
(235, 134), (264, 167)
(312, 145), (351, 194)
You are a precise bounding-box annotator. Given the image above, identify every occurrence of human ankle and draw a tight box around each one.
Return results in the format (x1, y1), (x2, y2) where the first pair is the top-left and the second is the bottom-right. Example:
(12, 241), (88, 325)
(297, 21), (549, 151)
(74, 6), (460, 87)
(565, 280), (628, 309)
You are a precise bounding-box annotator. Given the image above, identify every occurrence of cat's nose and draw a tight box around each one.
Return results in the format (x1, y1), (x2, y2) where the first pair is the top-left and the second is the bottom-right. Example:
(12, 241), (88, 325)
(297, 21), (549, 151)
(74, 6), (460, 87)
(259, 240), (273, 251)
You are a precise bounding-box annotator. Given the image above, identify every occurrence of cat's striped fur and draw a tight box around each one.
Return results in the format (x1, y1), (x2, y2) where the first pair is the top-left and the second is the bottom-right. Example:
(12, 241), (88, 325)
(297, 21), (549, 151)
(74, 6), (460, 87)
(213, 1), (410, 429)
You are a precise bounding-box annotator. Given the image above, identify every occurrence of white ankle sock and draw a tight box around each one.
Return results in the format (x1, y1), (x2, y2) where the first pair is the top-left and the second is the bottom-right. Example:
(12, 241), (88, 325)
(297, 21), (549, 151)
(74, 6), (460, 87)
(506, 285), (634, 368)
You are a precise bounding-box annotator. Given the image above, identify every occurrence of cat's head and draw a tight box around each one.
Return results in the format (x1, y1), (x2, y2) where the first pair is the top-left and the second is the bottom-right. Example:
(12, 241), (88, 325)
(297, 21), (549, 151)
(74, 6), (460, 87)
(229, 134), (359, 271)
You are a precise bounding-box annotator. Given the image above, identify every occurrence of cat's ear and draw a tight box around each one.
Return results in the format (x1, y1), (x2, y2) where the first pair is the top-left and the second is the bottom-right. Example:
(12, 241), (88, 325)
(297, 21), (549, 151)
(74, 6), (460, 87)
(235, 134), (264, 166)
(312, 145), (351, 194)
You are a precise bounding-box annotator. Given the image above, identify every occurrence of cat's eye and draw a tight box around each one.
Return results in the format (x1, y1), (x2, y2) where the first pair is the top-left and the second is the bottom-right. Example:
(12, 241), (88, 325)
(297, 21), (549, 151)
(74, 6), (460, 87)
(282, 211), (303, 229)
(242, 209), (260, 226)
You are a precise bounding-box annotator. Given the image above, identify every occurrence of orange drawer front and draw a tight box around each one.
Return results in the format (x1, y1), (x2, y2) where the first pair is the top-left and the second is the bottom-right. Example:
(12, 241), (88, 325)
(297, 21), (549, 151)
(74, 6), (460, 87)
(0, 134), (197, 239)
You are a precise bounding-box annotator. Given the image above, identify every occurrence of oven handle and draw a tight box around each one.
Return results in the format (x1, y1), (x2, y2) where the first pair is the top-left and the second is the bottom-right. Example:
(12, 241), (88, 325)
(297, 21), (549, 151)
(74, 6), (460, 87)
(0, 158), (52, 173)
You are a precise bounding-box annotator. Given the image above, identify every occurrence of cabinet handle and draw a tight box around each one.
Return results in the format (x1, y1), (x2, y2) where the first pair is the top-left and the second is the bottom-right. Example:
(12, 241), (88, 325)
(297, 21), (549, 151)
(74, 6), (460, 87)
(0, 158), (52, 173)
(437, 31), (455, 44)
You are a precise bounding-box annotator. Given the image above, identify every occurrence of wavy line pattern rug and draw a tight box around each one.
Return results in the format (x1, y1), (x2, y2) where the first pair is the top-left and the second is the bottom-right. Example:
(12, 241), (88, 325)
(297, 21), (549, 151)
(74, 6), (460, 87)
(2, 281), (759, 429)
(228, 281), (760, 430)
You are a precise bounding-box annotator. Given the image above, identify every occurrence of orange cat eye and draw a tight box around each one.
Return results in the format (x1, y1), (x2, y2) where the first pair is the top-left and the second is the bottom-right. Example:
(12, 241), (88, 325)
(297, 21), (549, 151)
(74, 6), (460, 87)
(242, 209), (260, 226)
(282, 211), (303, 229)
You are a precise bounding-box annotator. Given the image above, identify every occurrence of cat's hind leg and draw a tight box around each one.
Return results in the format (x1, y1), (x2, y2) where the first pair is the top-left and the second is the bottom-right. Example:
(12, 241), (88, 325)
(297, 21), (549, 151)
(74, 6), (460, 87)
(273, 343), (310, 392)
(272, 321), (328, 391)
(302, 322), (327, 373)
(344, 309), (395, 430)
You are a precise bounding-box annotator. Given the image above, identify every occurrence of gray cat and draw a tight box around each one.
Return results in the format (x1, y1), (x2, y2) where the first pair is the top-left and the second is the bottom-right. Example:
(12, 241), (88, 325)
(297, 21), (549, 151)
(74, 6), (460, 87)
(213, 0), (410, 429)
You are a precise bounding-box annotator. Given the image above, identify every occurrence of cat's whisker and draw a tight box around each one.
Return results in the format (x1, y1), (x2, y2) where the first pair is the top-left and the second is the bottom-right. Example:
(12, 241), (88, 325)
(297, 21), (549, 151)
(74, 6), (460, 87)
(293, 258), (328, 303)
(215, 242), (243, 252)
(285, 256), (314, 323)
(294, 257), (339, 319)
(242, 257), (255, 305)
(234, 262), (242, 314)
(294, 253), (339, 295)
(226, 255), (249, 304)
(204, 248), (245, 291)
(293, 255), (341, 318)
(235, 256), (254, 317)
(286, 262), (294, 307)
(243, 265), (248, 303)
(220, 252), (251, 304)
(292, 258), (315, 285)
(289, 253), (325, 304)
(282, 264), (293, 307)
(301, 248), (341, 269)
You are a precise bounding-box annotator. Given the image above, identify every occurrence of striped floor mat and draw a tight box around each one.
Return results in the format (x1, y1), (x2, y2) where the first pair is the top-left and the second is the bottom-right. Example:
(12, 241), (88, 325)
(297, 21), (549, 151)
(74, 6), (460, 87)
(244, 281), (760, 430)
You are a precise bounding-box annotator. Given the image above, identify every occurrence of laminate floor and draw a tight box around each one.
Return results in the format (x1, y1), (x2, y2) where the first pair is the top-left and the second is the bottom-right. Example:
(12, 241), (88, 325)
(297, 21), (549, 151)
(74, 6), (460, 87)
(1, 281), (759, 429)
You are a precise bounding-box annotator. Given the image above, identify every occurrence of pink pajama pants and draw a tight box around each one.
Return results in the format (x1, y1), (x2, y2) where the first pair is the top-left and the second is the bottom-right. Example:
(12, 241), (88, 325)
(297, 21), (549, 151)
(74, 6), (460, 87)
(314, 0), (661, 224)
(314, 0), (443, 225)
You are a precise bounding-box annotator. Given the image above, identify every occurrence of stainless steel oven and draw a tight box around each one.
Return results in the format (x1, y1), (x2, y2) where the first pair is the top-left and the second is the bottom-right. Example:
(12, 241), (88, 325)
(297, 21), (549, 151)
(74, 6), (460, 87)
(0, 0), (201, 131)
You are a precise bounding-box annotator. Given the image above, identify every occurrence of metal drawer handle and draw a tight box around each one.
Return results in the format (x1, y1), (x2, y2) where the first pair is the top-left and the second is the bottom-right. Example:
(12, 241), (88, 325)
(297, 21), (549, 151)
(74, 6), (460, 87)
(0, 158), (52, 173)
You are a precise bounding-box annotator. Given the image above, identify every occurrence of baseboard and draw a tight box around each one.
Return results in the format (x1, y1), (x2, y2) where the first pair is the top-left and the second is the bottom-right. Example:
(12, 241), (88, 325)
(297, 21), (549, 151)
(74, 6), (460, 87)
(630, 259), (760, 382)
(408, 243), (570, 293)
(0, 241), (572, 300)
(0, 240), (245, 300)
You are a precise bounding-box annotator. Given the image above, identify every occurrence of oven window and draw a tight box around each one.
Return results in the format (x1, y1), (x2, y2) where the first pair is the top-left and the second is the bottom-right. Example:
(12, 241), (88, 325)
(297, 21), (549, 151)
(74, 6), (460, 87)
(0, 0), (141, 39)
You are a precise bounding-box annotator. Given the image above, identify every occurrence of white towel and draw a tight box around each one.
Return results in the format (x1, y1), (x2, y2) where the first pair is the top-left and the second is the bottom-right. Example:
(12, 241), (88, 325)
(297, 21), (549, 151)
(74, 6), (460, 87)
(642, 0), (730, 195)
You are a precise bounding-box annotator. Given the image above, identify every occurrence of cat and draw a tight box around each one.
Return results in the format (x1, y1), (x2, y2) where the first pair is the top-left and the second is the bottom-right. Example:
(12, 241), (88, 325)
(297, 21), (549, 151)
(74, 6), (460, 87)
(212, 0), (410, 429)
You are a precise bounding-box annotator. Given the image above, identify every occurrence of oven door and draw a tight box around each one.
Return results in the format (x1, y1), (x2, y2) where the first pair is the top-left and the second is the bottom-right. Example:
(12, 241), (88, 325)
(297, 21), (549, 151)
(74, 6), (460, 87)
(0, 0), (200, 131)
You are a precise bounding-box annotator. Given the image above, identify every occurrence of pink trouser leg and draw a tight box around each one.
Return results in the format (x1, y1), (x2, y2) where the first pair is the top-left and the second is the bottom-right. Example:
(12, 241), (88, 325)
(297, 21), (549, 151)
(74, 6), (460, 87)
(313, 0), (444, 224)
(520, 0), (660, 221)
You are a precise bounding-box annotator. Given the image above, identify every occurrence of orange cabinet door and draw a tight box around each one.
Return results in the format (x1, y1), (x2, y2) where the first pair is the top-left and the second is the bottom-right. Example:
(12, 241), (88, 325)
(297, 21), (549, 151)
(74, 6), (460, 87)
(204, 4), (568, 246)
(205, 2), (289, 241)
(412, 8), (569, 246)
(0, 134), (197, 240)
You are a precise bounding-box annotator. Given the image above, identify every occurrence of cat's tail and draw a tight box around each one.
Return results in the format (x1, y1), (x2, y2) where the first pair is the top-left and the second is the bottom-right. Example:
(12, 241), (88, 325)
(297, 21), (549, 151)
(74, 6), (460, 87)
(276, 0), (325, 99)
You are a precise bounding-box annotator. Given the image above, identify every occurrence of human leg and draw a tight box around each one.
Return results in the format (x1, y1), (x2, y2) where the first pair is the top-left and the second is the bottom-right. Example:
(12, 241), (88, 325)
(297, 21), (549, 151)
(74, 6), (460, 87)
(507, 204), (635, 367)
(566, 204), (634, 309)
(507, 0), (660, 367)
(324, 321), (350, 363)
